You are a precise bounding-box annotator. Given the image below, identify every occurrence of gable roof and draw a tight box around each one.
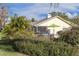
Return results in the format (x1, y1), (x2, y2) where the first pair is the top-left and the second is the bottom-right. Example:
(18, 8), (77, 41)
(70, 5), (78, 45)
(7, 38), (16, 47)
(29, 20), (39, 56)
(33, 16), (78, 27)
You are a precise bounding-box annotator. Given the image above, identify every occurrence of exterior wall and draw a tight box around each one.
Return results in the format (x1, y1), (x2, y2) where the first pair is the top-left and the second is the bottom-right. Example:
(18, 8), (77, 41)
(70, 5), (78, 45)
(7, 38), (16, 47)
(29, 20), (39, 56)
(36, 17), (71, 35)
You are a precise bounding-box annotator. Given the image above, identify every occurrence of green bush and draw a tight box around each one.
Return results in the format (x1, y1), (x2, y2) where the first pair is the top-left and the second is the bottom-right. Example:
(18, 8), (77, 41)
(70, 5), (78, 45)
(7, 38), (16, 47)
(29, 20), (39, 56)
(12, 39), (78, 56)
(57, 27), (79, 46)
(2, 16), (35, 40)
(48, 42), (78, 56)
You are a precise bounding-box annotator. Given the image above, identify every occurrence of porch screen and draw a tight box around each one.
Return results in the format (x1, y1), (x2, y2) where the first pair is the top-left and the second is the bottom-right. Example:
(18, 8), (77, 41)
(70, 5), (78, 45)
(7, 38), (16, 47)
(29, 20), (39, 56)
(38, 26), (49, 34)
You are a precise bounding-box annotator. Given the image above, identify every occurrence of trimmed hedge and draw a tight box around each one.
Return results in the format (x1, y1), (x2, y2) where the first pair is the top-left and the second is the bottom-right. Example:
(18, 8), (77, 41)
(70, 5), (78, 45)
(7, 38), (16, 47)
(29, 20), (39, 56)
(12, 39), (78, 56)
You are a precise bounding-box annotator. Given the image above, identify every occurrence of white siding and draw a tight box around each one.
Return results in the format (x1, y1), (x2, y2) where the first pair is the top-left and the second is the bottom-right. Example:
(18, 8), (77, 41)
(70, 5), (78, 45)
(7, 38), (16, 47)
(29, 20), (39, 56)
(36, 17), (71, 35)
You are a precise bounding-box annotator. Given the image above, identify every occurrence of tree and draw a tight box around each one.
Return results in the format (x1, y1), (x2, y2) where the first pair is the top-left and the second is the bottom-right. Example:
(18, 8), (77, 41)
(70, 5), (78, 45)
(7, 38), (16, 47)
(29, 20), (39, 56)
(50, 12), (69, 20)
(10, 16), (31, 31)
(2, 16), (34, 40)
(0, 19), (3, 31)
(31, 18), (36, 22)
(70, 16), (79, 25)
(0, 5), (7, 30)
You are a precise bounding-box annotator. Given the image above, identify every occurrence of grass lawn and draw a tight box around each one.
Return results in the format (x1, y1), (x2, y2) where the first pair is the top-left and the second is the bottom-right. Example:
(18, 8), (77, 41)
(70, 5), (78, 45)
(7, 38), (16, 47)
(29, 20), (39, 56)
(0, 32), (26, 56)
(0, 45), (26, 56)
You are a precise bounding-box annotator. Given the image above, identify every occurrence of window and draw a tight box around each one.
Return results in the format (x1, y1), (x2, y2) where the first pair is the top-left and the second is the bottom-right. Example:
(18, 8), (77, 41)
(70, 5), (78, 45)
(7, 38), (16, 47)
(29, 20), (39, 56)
(38, 26), (48, 34)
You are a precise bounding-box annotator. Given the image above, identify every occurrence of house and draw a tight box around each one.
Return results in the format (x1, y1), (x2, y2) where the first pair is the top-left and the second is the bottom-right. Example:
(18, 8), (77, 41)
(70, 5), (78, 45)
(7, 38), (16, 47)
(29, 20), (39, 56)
(31, 14), (78, 38)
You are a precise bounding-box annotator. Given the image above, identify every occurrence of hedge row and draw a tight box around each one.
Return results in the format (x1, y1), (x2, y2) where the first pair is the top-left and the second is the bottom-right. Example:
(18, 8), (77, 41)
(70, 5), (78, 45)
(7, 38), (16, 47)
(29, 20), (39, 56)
(12, 39), (78, 56)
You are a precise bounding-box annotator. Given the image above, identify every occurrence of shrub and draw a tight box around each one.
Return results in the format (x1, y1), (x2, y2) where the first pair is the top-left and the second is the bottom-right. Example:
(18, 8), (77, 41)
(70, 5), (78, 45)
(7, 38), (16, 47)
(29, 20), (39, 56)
(48, 42), (78, 56)
(57, 27), (79, 46)
(0, 32), (6, 40)
(12, 39), (78, 56)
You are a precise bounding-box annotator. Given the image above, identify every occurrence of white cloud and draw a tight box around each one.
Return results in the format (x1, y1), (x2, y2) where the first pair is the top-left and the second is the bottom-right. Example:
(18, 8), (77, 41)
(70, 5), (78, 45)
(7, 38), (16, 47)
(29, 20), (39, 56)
(11, 4), (50, 20)
(66, 12), (77, 18)
(8, 3), (79, 20)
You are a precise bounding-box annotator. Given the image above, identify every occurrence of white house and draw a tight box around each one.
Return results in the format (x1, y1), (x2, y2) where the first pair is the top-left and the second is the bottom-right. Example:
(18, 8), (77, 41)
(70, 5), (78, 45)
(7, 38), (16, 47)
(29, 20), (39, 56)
(32, 14), (78, 38)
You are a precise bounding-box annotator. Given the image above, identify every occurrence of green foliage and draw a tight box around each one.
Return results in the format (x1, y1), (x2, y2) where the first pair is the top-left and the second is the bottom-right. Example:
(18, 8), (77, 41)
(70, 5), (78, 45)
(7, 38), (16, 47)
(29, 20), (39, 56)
(0, 32), (6, 40)
(0, 12), (79, 56)
(12, 39), (78, 56)
(2, 16), (34, 40)
(10, 16), (31, 31)
(57, 27), (79, 46)
(0, 45), (17, 56)
(50, 12), (79, 25)
(48, 42), (77, 56)
(31, 18), (36, 22)
(70, 16), (79, 25)
(0, 19), (3, 31)
(50, 12), (69, 20)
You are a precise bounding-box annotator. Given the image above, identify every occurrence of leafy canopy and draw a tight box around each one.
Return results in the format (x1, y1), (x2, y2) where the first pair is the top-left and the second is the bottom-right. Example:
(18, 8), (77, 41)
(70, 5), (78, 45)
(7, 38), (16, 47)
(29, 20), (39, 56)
(2, 16), (34, 40)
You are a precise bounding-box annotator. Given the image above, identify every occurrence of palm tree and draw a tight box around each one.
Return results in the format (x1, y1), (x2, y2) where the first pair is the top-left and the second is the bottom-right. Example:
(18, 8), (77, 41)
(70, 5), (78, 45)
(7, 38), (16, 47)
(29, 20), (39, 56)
(3, 16), (33, 40)
(10, 16), (31, 32)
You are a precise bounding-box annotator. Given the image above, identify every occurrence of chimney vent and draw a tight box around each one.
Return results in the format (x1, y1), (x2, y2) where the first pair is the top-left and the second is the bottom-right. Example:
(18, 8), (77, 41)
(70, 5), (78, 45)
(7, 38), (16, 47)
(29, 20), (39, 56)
(47, 13), (52, 18)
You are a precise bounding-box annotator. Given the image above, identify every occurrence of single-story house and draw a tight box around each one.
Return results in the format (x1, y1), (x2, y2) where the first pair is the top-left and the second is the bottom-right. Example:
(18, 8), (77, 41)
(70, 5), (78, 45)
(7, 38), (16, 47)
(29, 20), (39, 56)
(31, 14), (78, 38)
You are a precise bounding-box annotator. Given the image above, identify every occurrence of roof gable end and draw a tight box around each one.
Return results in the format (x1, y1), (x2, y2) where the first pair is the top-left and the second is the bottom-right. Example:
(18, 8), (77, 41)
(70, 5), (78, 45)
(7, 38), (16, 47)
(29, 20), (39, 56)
(34, 16), (78, 27)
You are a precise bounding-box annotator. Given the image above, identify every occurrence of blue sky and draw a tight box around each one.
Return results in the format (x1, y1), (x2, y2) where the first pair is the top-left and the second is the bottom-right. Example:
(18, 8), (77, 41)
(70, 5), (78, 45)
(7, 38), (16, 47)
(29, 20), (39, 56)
(5, 3), (79, 20)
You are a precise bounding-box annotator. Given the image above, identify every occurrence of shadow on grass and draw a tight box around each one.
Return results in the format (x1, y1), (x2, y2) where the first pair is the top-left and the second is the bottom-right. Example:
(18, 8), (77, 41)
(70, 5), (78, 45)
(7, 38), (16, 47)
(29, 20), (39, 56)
(0, 40), (16, 52)
(0, 40), (27, 56)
